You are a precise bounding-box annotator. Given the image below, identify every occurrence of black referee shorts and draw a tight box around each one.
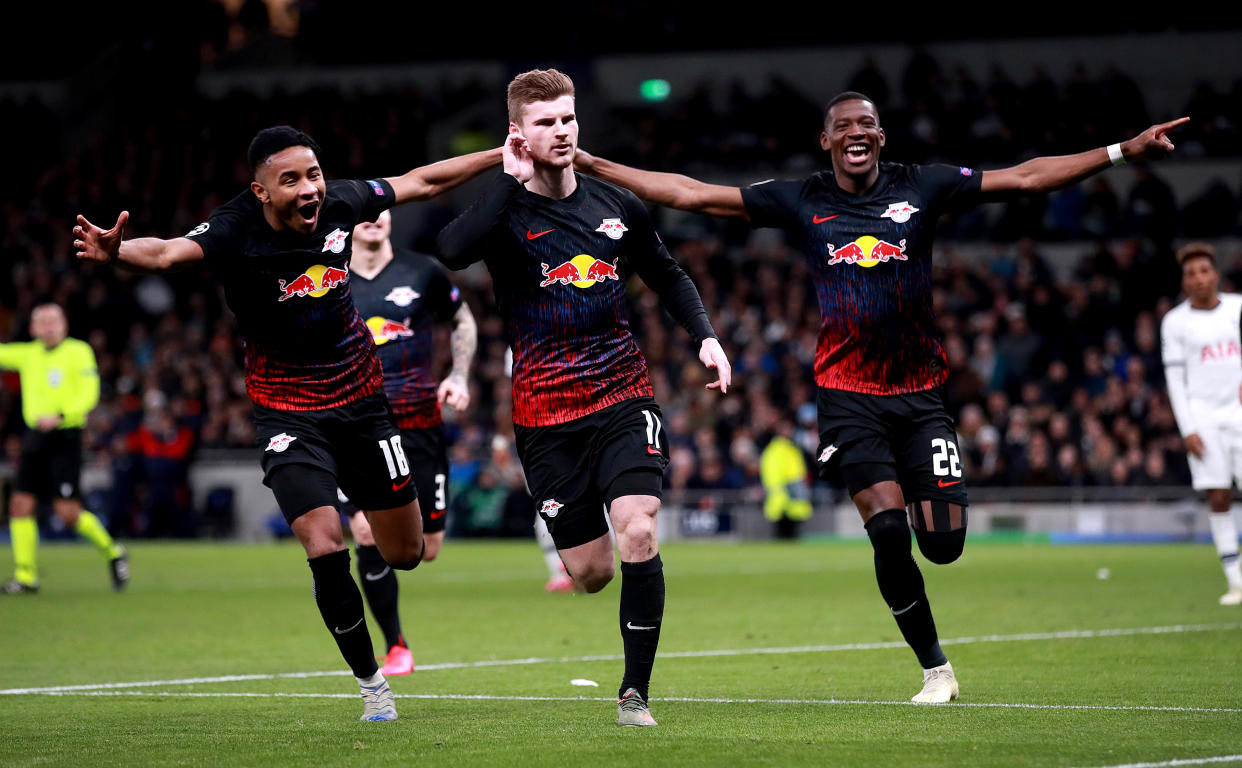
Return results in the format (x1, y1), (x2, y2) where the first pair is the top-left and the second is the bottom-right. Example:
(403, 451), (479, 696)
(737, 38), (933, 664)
(14, 428), (83, 501)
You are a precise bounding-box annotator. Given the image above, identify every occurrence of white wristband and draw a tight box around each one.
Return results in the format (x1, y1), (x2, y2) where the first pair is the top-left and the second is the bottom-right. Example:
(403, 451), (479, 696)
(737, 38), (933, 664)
(1107, 143), (1126, 166)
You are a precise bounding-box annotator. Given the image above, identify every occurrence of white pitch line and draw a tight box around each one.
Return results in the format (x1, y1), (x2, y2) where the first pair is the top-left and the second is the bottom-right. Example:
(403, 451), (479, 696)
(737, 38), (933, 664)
(2, 621), (1237, 696)
(1069, 756), (1242, 768)
(21, 690), (1242, 715)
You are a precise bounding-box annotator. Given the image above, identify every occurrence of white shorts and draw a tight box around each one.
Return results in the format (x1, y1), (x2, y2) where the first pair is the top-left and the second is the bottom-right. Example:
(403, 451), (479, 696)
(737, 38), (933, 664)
(1188, 423), (1242, 490)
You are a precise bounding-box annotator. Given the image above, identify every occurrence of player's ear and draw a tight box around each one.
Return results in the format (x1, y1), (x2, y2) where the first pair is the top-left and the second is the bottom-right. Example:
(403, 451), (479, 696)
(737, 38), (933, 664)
(250, 180), (269, 205)
(878, 127), (886, 148)
(819, 130), (830, 151)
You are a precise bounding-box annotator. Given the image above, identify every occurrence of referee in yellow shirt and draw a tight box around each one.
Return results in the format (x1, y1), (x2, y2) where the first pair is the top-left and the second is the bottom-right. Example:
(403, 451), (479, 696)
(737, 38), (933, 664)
(0, 303), (128, 593)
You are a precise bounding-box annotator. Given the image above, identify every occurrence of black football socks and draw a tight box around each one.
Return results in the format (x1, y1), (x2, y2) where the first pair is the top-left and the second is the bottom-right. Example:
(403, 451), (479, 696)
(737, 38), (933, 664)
(618, 554), (665, 700)
(355, 544), (405, 650)
(865, 509), (948, 669)
(308, 549), (379, 679)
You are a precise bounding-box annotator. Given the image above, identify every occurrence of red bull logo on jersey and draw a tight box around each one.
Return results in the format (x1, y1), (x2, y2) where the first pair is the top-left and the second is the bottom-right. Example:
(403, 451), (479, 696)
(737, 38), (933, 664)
(540, 499), (563, 518)
(277, 264), (350, 301)
(539, 255), (621, 288)
(322, 228), (348, 254)
(366, 316), (414, 346)
(880, 201), (920, 223)
(826, 236), (907, 268)
(595, 218), (628, 240)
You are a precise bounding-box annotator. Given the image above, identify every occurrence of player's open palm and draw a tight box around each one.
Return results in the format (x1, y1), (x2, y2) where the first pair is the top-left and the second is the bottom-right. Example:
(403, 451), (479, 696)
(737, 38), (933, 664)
(1125, 117), (1190, 161)
(504, 125), (534, 183)
(700, 337), (731, 394)
(74, 211), (128, 264)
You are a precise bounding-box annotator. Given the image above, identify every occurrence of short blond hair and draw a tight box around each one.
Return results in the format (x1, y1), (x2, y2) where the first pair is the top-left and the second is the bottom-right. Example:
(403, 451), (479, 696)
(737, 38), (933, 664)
(507, 69), (575, 124)
(1176, 242), (1217, 268)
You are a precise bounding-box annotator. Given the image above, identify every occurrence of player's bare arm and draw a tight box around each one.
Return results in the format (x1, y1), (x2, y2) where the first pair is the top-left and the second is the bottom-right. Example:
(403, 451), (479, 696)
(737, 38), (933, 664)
(437, 302), (477, 412)
(980, 117), (1189, 195)
(385, 147), (503, 204)
(574, 149), (747, 219)
(74, 212), (204, 273)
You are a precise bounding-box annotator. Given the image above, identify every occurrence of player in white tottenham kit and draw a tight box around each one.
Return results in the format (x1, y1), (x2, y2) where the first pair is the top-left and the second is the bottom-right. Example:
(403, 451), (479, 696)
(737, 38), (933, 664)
(1161, 242), (1242, 606)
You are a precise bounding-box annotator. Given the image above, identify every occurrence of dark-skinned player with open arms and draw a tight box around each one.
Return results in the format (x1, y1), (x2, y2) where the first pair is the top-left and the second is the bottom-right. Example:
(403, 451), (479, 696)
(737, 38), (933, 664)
(74, 126), (500, 722)
(576, 92), (1188, 703)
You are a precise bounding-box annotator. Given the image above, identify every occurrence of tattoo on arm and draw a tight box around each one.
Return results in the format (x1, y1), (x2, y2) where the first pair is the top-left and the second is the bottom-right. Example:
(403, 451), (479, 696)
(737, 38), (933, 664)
(449, 303), (477, 379)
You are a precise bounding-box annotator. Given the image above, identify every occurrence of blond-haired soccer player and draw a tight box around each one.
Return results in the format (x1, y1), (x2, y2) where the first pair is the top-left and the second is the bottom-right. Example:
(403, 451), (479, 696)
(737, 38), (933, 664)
(1161, 242), (1242, 605)
(438, 69), (730, 726)
(0, 303), (127, 594)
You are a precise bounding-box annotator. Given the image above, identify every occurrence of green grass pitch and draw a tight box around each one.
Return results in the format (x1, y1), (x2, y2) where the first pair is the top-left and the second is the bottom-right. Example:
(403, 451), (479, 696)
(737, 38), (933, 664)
(1, 537), (1239, 767)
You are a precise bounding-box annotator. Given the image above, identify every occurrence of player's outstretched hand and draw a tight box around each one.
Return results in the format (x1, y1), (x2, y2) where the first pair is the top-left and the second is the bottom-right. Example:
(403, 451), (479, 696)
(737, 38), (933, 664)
(438, 372), (471, 413)
(74, 211), (128, 264)
(699, 337), (731, 394)
(1122, 117), (1190, 162)
(504, 124), (534, 183)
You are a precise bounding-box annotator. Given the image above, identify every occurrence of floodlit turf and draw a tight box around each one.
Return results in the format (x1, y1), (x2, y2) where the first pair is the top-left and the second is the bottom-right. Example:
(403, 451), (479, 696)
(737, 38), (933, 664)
(1, 537), (1240, 767)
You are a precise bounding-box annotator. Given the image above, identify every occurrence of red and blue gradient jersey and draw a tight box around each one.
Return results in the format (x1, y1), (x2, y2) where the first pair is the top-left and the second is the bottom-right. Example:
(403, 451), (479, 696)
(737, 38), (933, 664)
(742, 163), (981, 395)
(185, 178), (394, 410)
(438, 173), (714, 427)
(350, 250), (462, 429)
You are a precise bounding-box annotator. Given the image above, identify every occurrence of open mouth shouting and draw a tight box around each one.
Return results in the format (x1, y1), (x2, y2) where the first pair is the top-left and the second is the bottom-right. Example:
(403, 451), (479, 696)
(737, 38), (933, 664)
(297, 200), (320, 227)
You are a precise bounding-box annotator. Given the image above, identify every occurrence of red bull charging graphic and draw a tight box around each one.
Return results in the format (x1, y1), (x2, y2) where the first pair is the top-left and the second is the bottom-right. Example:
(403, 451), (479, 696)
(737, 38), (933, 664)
(539, 255), (621, 288)
(278, 264), (350, 301)
(826, 236), (907, 268)
(365, 317), (415, 345)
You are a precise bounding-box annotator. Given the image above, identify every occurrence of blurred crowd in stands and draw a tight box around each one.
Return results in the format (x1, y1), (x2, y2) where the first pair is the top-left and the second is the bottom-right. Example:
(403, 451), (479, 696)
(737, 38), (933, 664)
(3, 34), (1242, 536)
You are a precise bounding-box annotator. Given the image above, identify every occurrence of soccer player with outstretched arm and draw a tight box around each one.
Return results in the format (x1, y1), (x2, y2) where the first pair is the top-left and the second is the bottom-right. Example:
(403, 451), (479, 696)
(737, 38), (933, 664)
(75, 127), (499, 721)
(576, 91), (1186, 703)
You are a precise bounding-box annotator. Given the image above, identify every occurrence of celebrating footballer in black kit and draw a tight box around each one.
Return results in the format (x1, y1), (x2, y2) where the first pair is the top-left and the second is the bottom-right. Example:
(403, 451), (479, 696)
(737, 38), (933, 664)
(74, 126), (500, 722)
(340, 208), (478, 678)
(437, 69), (731, 728)
(577, 91), (1188, 703)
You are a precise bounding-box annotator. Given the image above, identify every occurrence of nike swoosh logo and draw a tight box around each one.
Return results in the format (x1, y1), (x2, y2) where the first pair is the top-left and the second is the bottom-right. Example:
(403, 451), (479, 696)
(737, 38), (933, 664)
(429, 509), (446, 520)
(392, 476), (412, 491)
(647, 446), (661, 455)
(891, 600), (918, 616)
(527, 229), (555, 240)
(364, 567), (391, 582)
(812, 215), (838, 224)
(626, 621), (658, 631)
(333, 617), (364, 635)
(937, 478), (962, 488)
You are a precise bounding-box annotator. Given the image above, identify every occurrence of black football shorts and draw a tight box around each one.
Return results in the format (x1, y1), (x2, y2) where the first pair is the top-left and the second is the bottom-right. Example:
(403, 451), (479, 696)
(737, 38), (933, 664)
(815, 386), (968, 506)
(338, 424), (450, 534)
(515, 396), (669, 550)
(254, 391), (416, 522)
(14, 428), (83, 501)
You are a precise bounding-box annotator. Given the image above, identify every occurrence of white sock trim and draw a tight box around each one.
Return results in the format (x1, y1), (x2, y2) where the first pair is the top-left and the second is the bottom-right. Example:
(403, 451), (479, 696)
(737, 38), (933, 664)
(357, 672), (385, 688)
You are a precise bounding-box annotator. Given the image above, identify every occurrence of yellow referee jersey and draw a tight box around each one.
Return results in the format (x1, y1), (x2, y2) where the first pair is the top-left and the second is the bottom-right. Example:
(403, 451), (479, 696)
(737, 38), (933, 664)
(0, 338), (99, 429)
